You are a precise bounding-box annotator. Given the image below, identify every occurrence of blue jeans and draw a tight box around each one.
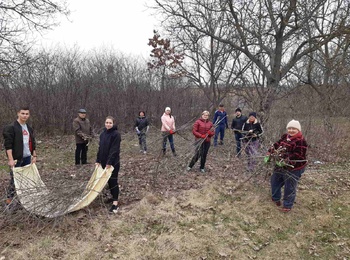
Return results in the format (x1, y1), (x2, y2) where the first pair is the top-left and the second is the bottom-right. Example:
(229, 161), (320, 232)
(271, 168), (305, 209)
(162, 132), (175, 152)
(8, 156), (32, 199)
(234, 132), (243, 155)
(214, 124), (226, 145)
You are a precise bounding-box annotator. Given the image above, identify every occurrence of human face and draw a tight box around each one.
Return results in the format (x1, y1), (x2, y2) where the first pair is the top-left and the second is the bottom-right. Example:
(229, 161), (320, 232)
(202, 112), (210, 120)
(79, 113), (86, 119)
(105, 119), (114, 129)
(165, 110), (171, 115)
(248, 115), (256, 122)
(236, 111), (241, 117)
(17, 110), (30, 124)
(287, 127), (299, 136)
(139, 112), (145, 117)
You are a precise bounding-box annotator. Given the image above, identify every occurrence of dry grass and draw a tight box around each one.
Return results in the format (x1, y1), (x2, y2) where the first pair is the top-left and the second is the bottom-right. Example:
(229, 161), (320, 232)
(0, 126), (349, 259)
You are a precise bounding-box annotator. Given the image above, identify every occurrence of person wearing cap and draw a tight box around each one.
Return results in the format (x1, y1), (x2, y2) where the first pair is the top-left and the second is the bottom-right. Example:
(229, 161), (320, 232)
(134, 111), (149, 154)
(265, 119), (308, 212)
(161, 107), (176, 156)
(3, 106), (37, 206)
(73, 108), (92, 165)
(231, 108), (248, 156)
(212, 104), (229, 146)
(242, 112), (263, 171)
(187, 110), (215, 173)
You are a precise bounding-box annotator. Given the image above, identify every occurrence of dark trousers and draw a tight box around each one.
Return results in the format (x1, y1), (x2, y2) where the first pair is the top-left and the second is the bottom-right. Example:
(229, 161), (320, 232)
(214, 124), (225, 145)
(189, 141), (211, 169)
(271, 168), (305, 209)
(162, 133), (175, 152)
(138, 132), (147, 151)
(234, 132), (243, 155)
(106, 163), (120, 201)
(7, 156), (31, 199)
(75, 143), (88, 164)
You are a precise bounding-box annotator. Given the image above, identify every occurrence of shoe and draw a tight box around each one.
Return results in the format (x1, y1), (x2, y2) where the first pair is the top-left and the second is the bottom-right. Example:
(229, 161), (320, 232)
(109, 204), (119, 214)
(139, 150), (143, 153)
(280, 207), (291, 212)
(272, 199), (281, 207)
(219, 141), (223, 145)
(143, 151), (147, 154)
(173, 152), (177, 157)
(200, 168), (205, 173)
(186, 166), (191, 171)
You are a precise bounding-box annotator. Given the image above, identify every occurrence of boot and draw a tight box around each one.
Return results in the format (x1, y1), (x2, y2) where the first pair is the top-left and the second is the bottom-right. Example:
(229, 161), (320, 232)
(162, 149), (166, 156)
(172, 149), (177, 157)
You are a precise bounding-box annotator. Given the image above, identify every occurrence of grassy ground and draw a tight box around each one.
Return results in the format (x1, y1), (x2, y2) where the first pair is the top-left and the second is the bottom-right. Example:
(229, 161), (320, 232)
(0, 130), (349, 259)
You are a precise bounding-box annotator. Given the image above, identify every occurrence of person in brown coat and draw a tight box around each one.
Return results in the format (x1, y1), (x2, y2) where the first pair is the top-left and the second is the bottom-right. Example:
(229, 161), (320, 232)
(73, 108), (92, 165)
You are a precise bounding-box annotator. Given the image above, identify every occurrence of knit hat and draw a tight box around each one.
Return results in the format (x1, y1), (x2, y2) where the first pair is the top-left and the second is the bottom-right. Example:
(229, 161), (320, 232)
(165, 107), (171, 112)
(286, 119), (301, 132)
(235, 108), (242, 112)
(249, 112), (257, 118)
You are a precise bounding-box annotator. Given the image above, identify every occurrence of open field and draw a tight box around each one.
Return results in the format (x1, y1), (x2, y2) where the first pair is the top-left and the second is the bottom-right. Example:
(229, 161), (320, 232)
(0, 130), (349, 259)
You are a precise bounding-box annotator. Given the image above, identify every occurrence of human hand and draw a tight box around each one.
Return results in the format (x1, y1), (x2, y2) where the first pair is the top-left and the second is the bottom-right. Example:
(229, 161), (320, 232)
(249, 130), (253, 133)
(207, 130), (214, 136)
(8, 159), (15, 168)
(106, 165), (112, 169)
(201, 134), (207, 139)
(32, 156), (37, 164)
(136, 130), (140, 135)
(169, 130), (175, 135)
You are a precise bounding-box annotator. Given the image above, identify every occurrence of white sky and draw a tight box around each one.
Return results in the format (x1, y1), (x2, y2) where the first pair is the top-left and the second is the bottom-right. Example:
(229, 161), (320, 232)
(38, 0), (158, 57)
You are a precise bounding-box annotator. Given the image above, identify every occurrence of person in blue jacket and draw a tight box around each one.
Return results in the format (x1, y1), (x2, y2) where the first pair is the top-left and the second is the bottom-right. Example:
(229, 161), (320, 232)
(96, 116), (121, 214)
(212, 104), (229, 146)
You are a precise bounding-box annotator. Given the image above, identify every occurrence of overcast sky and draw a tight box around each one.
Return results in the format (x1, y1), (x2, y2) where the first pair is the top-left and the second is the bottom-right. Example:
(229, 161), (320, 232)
(38, 0), (158, 57)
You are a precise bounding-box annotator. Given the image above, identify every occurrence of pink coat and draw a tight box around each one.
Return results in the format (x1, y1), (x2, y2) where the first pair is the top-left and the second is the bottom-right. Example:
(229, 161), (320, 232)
(161, 113), (176, 132)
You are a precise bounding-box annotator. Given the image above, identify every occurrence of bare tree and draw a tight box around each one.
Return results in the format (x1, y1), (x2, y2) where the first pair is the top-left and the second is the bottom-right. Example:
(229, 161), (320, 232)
(0, 0), (69, 73)
(153, 0), (350, 119)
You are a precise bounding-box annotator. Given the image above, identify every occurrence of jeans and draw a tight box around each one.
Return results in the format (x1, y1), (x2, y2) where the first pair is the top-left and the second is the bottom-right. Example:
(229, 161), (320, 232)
(75, 143), (88, 164)
(271, 168), (305, 209)
(162, 132), (175, 152)
(214, 124), (226, 145)
(189, 141), (211, 169)
(244, 140), (259, 171)
(7, 156), (32, 199)
(234, 132), (243, 155)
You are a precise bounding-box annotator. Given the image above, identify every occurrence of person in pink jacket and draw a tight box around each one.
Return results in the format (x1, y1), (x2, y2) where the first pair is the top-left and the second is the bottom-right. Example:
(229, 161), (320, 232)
(187, 111), (215, 173)
(161, 107), (176, 156)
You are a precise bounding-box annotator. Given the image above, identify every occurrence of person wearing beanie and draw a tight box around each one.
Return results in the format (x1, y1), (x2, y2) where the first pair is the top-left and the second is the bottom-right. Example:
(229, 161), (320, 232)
(161, 107), (177, 156)
(212, 104), (229, 146)
(264, 119), (308, 212)
(242, 112), (263, 171)
(134, 111), (149, 154)
(231, 108), (248, 156)
(73, 108), (93, 165)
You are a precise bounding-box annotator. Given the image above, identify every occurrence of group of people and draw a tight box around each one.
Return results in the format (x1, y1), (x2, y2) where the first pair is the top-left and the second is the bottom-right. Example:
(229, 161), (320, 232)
(3, 105), (307, 214)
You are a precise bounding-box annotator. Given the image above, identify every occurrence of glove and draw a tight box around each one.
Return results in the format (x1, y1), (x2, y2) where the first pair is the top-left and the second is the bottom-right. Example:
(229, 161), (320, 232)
(136, 130), (140, 135)
(249, 130), (253, 133)
(208, 130), (214, 136)
(264, 156), (271, 164)
(169, 129), (175, 135)
(201, 134), (206, 139)
(276, 161), (286, 167)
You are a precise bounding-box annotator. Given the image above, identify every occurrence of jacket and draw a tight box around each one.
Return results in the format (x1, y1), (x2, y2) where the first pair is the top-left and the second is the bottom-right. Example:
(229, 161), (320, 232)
(192, 118), (214, 143)
(134, 116), (149, 132)
(242, 119), (263, 142)
(231, 115), (248, 132)
(212, 110), (228, 128)
(96, 126), (121, 167)
(73, 116), (92, 144)
(161, 113), (175, 132)
(269, 132), (308, 171)
(3, 120), (36, 160)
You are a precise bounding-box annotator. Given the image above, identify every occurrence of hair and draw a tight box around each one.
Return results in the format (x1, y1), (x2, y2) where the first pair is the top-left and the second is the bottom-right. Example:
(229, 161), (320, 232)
(105, 116), (115, 124)
(202, 110), (210, 115)
(18, 106), (30, 112)
(139, 111), (146, 116)
(219, 104), (224, 107)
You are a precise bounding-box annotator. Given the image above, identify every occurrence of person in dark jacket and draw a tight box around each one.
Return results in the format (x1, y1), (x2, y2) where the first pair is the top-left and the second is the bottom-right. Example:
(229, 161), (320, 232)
(3, 106), (37, 205)
(73, 108), (92, 165)
(187, 111), (215, 173)
(231, 108), (248, 156)
(212, 104), (229, 146)
(242, 112), (263, 171)
(96, 116), (121, 214)
(134, 111), (149, 154)
(265, 119), (308, 212)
